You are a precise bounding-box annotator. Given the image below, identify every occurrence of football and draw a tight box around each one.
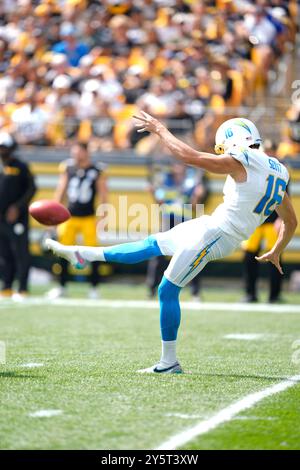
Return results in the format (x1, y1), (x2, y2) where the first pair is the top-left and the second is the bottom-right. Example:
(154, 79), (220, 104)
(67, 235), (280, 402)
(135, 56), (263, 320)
(29, 199), (71, 226)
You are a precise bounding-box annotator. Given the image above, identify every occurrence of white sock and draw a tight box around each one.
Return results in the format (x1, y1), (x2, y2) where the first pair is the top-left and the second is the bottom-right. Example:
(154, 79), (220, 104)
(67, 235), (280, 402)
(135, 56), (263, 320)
(77, 246), (105, 262)
(160, 340), (177, 367)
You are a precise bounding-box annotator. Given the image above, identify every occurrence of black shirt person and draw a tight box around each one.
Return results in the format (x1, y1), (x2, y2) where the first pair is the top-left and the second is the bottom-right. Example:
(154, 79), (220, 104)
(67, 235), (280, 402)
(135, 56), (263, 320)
(0, 132), (36, 299)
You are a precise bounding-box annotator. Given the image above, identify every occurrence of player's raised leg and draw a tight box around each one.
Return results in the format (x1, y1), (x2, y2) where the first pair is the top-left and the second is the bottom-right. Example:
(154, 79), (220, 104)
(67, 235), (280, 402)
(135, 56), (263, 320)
(45, 216), (209, 267)
(45, 235), (163, 268)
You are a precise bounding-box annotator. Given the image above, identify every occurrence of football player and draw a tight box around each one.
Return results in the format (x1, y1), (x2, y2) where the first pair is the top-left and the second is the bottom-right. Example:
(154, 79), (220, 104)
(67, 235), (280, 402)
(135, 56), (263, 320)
(46, 114), (297, 373)
(47, 142), (107, 299)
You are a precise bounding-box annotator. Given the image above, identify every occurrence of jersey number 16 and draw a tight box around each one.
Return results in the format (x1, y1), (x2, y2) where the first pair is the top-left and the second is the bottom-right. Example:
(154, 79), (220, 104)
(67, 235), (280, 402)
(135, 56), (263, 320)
(254, 175), (286, 217)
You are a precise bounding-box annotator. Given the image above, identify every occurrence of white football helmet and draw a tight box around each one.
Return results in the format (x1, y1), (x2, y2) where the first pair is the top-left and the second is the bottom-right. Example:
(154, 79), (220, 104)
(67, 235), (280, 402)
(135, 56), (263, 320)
(215, 118), (262, 155)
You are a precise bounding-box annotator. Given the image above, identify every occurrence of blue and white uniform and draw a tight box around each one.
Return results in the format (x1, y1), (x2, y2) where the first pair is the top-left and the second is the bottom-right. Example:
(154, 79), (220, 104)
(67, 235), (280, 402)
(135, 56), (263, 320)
(45, 117), (291, 373)
(155, 147), (289, 287)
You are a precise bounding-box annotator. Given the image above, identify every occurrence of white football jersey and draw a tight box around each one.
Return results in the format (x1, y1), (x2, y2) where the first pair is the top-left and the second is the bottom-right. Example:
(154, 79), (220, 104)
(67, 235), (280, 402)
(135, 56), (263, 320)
(211, 147), (289, 241)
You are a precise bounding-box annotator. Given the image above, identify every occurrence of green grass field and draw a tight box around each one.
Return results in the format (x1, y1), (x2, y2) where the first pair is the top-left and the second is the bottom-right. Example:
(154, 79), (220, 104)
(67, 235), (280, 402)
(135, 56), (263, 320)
(1, 282), (300, 450)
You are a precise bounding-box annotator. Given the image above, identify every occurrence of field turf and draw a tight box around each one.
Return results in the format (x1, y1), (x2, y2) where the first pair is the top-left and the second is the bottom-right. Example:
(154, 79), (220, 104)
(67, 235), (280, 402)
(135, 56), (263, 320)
(0, 282), (300, 450)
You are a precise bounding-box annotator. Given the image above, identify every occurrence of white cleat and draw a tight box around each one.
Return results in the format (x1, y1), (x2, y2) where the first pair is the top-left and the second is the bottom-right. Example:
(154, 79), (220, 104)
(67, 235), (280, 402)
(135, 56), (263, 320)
(137, 362), (183, 374)
(45, 239), (86, 269)
(88, 288), (100, 300)
(12, 292), (28, 302)
(191, 295), (203, 303)
(46, 287), (67, 299)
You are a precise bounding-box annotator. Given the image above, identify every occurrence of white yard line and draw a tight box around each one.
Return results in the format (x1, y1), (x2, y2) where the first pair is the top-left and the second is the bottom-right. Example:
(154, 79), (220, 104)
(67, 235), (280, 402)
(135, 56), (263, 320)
(28, 409), (63, 418)
(224, 333), (266, 341)
(20, 363), (44, 368)
(233, 415), (277, 421)
(165, 413), (205, 420)
(156, 374), (300, 450)
(3, 297), (300, 314)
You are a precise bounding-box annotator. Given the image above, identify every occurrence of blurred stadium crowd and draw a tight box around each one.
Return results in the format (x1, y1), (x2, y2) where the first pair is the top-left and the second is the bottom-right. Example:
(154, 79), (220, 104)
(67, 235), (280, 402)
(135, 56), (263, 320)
(0, 0), (298, 154)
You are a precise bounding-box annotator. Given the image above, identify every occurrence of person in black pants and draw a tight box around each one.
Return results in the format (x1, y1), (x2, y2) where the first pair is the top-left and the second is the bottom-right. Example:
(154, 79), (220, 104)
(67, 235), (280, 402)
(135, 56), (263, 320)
(0, 132), (36, 299)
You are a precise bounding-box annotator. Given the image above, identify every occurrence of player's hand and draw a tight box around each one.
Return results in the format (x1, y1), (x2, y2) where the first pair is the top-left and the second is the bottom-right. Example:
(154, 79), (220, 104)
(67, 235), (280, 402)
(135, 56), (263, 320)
(255, 250), (283, 275)
(133, 111), (164, 135)
(6, 205), (19, 224)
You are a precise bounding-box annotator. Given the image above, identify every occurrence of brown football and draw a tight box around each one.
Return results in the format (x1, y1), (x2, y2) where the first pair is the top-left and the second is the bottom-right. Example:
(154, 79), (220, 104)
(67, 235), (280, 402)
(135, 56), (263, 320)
(29, 200), (71, 226)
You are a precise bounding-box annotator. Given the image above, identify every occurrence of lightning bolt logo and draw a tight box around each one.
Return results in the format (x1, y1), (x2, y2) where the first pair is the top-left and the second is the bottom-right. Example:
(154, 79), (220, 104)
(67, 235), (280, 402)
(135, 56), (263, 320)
(241, 147), (249, 165)
(230, 146), (249, 165)
(180, 236), (221, 283)
(234, 119), (252, 135)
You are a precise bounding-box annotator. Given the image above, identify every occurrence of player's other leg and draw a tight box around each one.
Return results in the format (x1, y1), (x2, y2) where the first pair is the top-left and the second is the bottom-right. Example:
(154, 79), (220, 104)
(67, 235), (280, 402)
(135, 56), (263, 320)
(139, 218), (239, 374)
(46, 235), (163, 267)
(137, 275), (183, 374)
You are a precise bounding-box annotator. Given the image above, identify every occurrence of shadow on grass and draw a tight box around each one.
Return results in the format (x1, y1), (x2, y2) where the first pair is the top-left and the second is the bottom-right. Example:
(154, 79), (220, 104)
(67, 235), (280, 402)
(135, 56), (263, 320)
(0, 371), (43, 379)
(192, 372), (291, 382)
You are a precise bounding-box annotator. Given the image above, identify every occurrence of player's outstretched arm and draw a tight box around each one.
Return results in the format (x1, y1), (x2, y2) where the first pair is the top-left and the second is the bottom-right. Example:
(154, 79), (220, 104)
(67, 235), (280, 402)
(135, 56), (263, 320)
(133, 111), (244, 178)
(256, 193), (298, 274)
